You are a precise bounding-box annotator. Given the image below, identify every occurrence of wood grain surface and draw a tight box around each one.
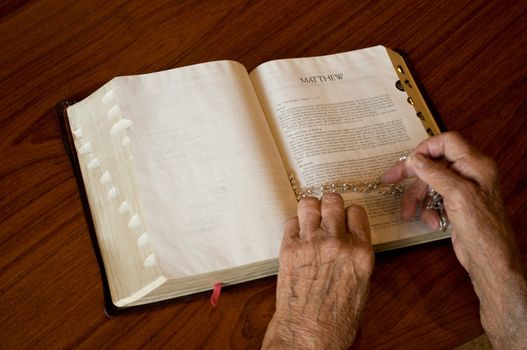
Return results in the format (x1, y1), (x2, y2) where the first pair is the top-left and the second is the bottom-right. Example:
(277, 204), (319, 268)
(1, 1), (526, 349)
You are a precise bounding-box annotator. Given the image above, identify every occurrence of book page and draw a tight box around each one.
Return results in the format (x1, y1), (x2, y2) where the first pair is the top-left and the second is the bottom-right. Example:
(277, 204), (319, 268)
(112, 61), (297, 279)
(250, 46), (433, 244)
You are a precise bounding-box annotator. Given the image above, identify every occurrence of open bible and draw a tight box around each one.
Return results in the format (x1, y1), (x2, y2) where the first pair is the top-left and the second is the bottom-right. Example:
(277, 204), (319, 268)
(60, 45), (449, 309)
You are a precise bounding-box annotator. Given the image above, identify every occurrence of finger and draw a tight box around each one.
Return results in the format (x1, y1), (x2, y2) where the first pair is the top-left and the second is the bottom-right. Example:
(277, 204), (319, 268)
(380, 157), (418, 184)
(278, 218), (300, 277)
(413, 132), (496, 188)
(381, 154), (452, 185)
(420, 202), (440, 230)
(413, 131), (474, 162)
(297, 197), (321, 240)
(283, 216), (300, 242)
(401, 179), (428, 220)
(408, 153), (470, 198)
(320, 193), (346, 237)
(346, 204), (371, 244)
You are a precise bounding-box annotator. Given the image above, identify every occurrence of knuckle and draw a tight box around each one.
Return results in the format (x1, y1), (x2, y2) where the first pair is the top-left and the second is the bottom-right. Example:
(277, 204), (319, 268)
(465, 152), (499, 187)
(355, 244), (375, 274)
(346, 204), (367, 217)
(445, 186), (464, 204)
(320, 221), (344, 236)
(444, 131), (476, 157)
(360, 243), (375, 260)
(280, 241), (295, 255)
(304, 208), (321, 221)
(285, 218), (299, 234)
(286, 216), (299, 226)
(322, 236), (344, 249)
(299, 196), (320, 207)
(444, 130), (464, 144)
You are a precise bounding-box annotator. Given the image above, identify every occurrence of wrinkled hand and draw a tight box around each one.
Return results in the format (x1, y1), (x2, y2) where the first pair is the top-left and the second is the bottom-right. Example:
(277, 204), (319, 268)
(262, 194), (374, 350)
(382, 131), (527, 349)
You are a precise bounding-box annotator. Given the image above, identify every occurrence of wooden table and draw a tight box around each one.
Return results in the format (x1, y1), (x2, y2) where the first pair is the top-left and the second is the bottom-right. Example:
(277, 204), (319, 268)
(1, 1), (526, 348)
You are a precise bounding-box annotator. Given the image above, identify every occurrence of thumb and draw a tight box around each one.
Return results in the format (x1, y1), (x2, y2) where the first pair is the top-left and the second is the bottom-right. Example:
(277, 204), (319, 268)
(409, 153), (467, 196)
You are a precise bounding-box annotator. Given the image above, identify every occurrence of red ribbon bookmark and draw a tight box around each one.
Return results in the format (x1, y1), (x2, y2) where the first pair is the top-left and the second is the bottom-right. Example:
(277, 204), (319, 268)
(210, 282), (223, 307)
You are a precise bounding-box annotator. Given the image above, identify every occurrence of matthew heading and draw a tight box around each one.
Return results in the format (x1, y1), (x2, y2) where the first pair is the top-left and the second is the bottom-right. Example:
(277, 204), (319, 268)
(300, 73), (343, 84)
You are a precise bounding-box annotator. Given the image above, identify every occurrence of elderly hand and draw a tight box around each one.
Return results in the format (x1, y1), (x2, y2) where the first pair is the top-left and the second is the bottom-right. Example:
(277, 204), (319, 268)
(262, 194), (374, 350)
(382, 131), (527, 349)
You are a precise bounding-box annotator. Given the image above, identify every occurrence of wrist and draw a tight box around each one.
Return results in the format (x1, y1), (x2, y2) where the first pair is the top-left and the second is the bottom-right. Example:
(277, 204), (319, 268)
(470, 260), (527, 349)
(464, 222), (524, 289)
(262, 313), (356, 350)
